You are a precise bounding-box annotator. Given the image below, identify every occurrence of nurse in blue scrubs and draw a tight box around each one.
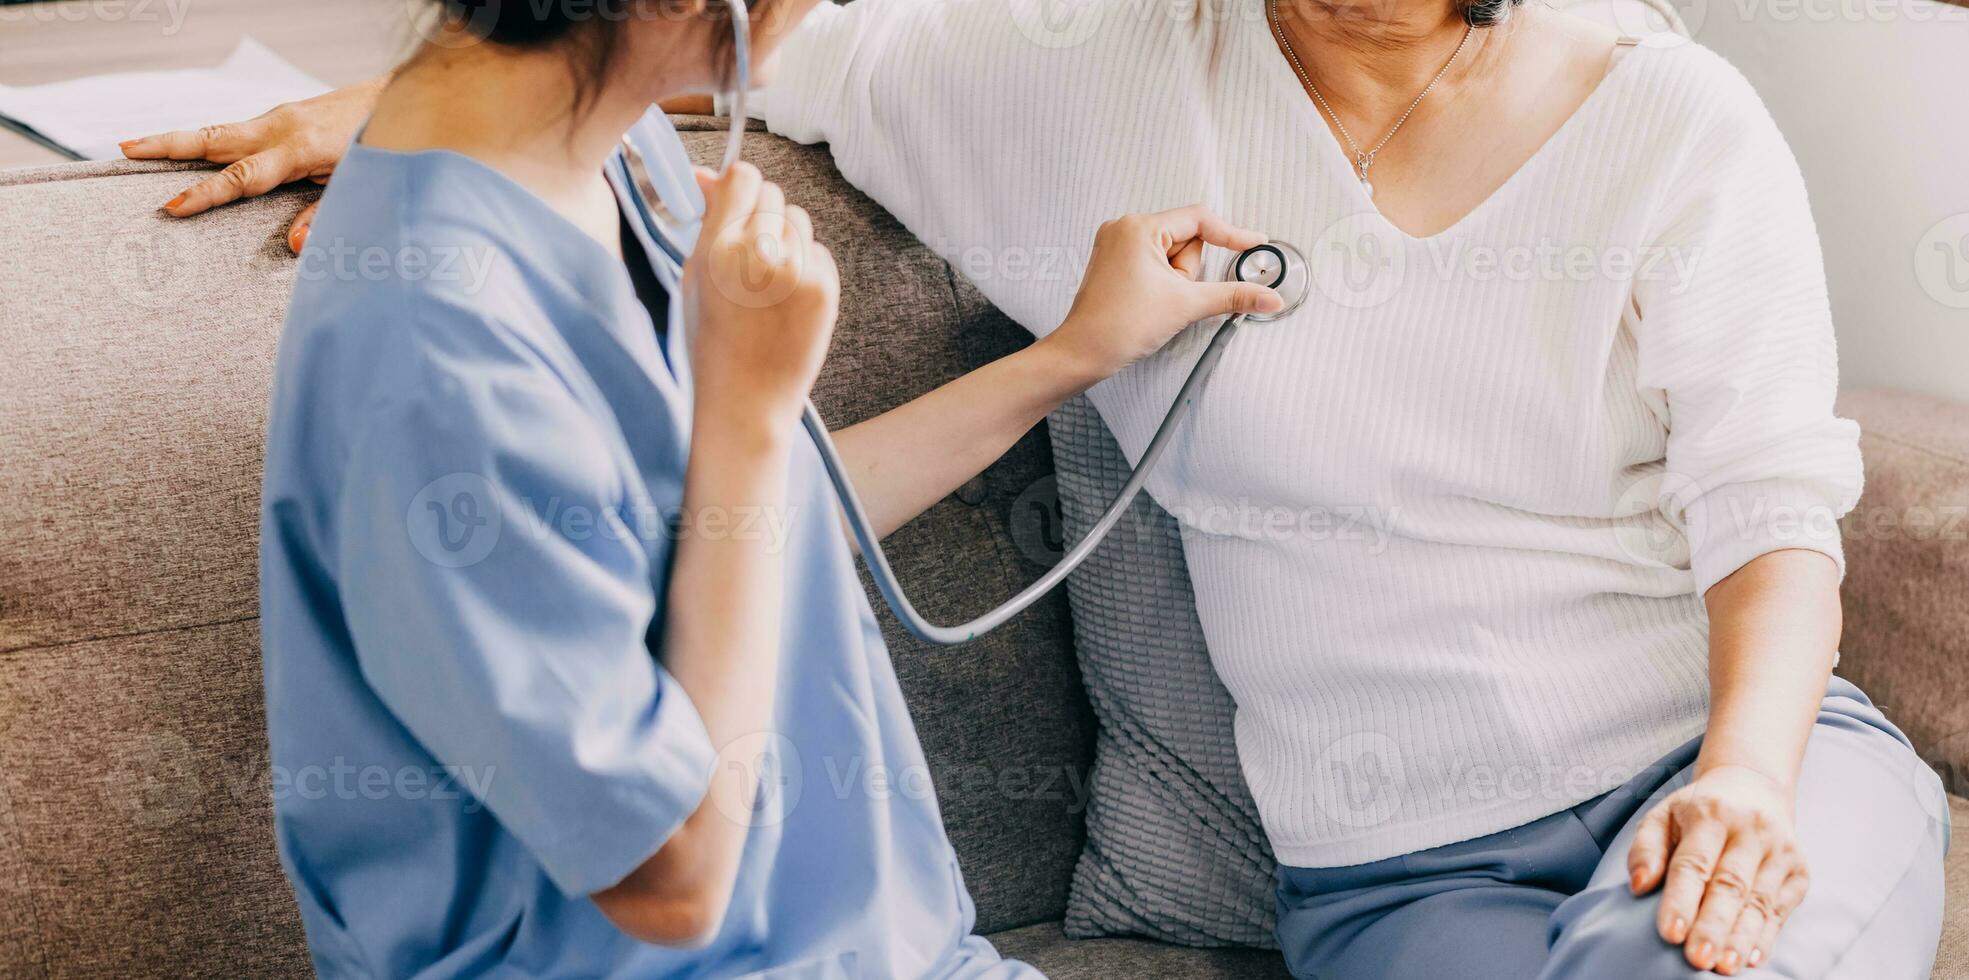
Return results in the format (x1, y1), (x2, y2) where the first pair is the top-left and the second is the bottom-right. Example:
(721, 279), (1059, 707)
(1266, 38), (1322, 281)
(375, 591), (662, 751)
(256, 0), (1284, 976)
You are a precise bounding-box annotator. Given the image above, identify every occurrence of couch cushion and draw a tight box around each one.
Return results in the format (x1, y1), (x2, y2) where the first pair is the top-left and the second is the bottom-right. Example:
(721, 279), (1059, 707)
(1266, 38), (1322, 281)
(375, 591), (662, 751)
(0, 620), (307, 977)
(1942, 796), (1969, 979)
(988, 920), (1291, 980)
(0, 160), (296, 653)
(0, 161), (315, 977)
(1046, 397), (1278, 946)
(1836, 387), (1969, 795)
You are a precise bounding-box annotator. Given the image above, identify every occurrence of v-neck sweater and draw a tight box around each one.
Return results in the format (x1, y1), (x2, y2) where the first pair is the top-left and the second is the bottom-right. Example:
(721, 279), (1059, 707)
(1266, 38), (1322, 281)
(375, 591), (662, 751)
(755, 2), (1862, 866)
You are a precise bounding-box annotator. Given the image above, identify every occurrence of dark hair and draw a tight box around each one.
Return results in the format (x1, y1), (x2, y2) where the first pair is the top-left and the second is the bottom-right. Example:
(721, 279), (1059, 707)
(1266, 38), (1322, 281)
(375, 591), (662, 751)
(1461, 0), (1526, 27)
(431, 0), (751, 113)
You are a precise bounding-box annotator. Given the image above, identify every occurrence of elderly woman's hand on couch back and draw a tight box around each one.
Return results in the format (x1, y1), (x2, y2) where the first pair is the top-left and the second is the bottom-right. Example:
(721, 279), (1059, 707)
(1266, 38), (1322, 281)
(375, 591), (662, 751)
(121, 80), (715, 254)
(120, 75), (386, 251)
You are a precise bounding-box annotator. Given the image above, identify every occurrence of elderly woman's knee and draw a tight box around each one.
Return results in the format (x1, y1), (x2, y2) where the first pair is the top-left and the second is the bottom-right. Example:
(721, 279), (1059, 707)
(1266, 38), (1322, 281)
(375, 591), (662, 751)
(1540, 887), (1737, 980)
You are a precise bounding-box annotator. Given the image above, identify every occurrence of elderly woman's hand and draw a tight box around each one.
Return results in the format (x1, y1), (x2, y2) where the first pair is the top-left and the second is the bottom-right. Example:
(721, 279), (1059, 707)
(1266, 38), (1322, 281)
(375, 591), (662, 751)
(1627, 765), (1811, 975)
(120, 75), (387, 253)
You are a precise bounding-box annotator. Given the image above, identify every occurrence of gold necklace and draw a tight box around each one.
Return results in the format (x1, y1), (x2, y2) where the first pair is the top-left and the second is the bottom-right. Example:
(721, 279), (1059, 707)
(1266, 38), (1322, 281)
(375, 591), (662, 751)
(1269, 1), (1475, 199)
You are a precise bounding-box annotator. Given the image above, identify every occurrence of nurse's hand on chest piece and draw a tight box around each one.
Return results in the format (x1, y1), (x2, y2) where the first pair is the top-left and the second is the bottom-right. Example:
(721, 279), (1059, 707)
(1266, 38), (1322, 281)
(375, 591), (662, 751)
(683, 162), (841, 439)
(1041, 205), (1286, 385)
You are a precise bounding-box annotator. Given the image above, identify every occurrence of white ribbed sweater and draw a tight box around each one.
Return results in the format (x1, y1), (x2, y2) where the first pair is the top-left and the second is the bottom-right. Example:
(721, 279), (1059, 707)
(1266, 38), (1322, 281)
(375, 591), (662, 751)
(756, 4), (1863, 866)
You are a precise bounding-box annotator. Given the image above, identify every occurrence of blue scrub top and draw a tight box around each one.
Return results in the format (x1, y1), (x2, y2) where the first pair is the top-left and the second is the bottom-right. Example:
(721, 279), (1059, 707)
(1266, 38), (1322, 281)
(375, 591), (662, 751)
(259, 109), (1031, 979)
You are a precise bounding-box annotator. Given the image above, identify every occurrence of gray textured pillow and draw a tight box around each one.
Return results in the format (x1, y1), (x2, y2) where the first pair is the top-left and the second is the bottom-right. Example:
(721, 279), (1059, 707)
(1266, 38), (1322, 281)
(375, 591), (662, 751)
(1046, 396), (1279, 947)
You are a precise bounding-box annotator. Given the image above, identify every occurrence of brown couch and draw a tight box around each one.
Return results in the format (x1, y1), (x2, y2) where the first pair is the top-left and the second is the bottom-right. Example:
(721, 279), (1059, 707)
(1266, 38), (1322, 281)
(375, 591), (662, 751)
(0, 128), (1962, 977)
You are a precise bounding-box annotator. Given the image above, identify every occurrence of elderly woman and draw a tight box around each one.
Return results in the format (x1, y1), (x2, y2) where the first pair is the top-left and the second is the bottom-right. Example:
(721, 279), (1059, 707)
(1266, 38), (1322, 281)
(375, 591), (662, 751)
(131, 0), (1947, 975)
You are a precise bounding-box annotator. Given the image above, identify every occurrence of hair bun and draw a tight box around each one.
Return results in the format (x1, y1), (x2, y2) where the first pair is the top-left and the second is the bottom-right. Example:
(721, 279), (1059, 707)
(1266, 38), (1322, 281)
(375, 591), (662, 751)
(438, 0), (584, 44)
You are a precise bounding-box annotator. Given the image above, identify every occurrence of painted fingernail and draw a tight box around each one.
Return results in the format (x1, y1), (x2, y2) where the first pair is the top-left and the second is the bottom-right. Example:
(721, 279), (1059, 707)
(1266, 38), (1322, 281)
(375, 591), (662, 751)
(1748, 948), (1763, 967)
(1719, 949), (1740, 973)
(164, 192), (188, 212)
(1695, 941), (1715, 967)
(288, 223), (308, 252)
(1630, 870), (1647, 892)
(118, 138), (142, 151)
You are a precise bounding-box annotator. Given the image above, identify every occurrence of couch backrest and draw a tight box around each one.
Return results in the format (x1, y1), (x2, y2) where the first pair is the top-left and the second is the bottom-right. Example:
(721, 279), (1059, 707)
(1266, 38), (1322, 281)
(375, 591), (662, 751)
(0, 130), (1091, 977)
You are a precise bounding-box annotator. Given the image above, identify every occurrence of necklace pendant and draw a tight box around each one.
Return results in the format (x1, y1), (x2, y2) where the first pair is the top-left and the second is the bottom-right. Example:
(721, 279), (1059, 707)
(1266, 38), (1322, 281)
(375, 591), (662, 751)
(1355, 151), (1376, 198)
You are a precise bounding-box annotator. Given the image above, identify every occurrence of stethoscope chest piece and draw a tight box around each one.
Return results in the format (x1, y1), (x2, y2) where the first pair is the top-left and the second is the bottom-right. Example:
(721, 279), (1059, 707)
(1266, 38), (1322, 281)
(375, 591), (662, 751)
(1230, 241), (1309, 322)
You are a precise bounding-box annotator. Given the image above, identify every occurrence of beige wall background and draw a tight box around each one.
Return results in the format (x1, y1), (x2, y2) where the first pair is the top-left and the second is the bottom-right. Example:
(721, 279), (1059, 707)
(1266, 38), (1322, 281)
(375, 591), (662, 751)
(2, 0), (1964, 400)
(1688, 0), (1969, 404)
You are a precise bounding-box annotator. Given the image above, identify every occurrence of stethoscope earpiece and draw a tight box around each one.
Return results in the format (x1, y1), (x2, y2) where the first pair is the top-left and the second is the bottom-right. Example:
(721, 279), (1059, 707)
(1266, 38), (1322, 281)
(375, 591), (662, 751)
(1229, 240), (1309, 322)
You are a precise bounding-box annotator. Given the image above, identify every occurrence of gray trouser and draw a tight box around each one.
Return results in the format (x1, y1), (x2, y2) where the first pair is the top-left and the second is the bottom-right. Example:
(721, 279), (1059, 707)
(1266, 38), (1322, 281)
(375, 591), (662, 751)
(1275, 678), (1950, 979)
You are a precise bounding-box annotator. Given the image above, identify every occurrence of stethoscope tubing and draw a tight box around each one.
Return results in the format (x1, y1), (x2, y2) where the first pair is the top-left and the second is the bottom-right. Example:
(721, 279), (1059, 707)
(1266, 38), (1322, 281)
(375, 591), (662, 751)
(803, 317), (1242, 645)
(632, 148), (1236, 643)
(624, 0), (1241, 644)
(719, 0), (749, 175)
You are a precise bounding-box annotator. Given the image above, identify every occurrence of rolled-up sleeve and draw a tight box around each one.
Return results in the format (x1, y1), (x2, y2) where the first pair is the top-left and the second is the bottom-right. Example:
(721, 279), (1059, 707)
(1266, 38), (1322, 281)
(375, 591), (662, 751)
(751, 0), (855, 139)
(334, 328), (716, 898)
(1632, 63), (1862, 597)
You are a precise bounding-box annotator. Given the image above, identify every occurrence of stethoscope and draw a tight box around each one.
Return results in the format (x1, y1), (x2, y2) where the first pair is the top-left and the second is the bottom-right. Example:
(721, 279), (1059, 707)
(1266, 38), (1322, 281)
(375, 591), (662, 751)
(620, 0), (1310, 644)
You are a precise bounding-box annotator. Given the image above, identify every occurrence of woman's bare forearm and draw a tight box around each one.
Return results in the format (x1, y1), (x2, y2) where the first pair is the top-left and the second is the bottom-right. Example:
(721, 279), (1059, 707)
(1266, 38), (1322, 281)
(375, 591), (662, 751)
(660, 95), (717, 114)
(827, 335), (1102, 541)
(663, 415), (793, 752)
(822, 207), (1280, 546)
(1696, 548), (1843, 790)
(596, 413), (793, 943)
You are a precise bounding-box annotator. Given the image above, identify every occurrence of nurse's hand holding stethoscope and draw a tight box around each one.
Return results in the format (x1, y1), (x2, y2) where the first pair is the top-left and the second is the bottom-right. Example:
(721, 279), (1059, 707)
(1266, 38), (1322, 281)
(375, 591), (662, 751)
(1046, 206), (1286, 381)
(685, 162), (841, 431)
(682, 168), (1285, 435)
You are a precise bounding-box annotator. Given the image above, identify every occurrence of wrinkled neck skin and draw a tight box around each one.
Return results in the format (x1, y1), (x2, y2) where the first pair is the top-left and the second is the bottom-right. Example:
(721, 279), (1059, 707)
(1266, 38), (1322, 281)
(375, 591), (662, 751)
(1272, 0), (1519, 121)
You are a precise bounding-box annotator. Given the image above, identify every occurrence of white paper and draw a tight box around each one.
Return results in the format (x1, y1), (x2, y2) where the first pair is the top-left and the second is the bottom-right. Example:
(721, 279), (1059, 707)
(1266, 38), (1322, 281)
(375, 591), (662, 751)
(0, 38), (330, 161)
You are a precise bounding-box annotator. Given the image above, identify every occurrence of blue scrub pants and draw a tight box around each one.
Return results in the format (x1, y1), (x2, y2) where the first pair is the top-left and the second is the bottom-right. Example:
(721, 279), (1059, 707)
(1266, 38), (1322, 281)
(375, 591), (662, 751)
(1275, 679), (1950, 979)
